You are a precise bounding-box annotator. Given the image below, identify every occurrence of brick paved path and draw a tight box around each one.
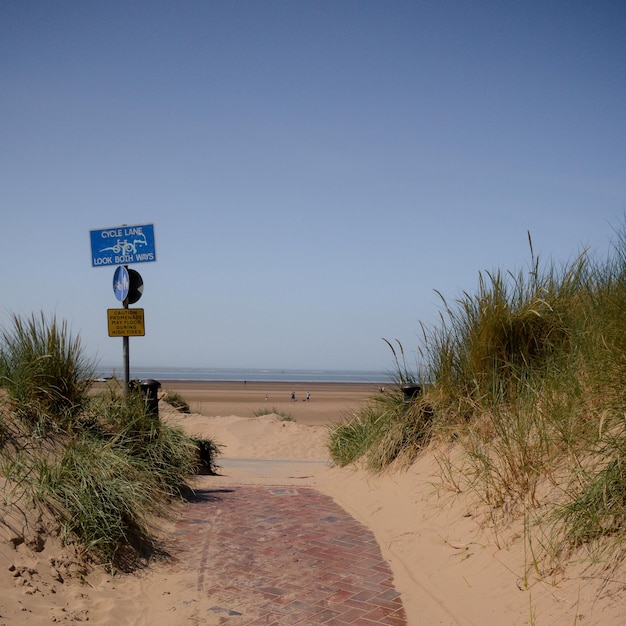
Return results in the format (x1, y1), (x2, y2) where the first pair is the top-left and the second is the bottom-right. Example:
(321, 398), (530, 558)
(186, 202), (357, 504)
(173, 484), (407, 625)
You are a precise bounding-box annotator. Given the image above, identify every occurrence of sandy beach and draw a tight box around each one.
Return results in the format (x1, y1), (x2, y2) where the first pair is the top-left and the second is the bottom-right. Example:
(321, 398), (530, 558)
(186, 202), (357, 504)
(2, 381), (625, 625)
(160, 380), (383, 425)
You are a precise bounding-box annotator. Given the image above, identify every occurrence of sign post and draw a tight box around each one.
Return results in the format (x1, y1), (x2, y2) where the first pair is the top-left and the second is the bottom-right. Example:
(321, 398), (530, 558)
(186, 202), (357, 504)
(90, 224), (156, 391)
(112, 264), (132, 389)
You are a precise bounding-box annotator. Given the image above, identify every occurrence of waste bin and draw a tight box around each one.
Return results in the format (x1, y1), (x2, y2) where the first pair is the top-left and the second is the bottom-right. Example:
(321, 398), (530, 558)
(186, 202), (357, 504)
(401, 383), (422, 403)
(129, 379), (161, 418)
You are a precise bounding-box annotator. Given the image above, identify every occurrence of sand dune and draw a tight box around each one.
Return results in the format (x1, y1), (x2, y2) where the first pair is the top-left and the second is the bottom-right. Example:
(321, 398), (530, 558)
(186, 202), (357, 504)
(1, 382), (625, 625)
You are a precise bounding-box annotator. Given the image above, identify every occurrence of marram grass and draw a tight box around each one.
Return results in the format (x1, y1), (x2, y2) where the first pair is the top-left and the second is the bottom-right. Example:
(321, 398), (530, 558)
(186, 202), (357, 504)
(0, 312), (220, 569)
(0, 312), (94, 428)
(328, 227), (626, 570)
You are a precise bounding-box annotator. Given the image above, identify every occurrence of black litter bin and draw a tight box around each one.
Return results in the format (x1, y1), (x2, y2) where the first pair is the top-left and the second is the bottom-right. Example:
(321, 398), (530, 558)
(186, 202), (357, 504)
(129, 379), (161, 417)
(401, 383), (422, 403)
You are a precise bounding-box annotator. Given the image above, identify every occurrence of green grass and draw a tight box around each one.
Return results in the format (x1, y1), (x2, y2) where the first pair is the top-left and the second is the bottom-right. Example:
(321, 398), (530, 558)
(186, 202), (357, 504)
(555, 435), (626, 553)
(34, 435), (168, 567)
(1, 389), (208, 569)
(328, 227), (626, 572)
(191, 436), (222, 474)
(163, 390), (191, 413)
(253, 406), (294, 421)
(0, 312), (94, 429)
(0, 312), (221, 570)
(329, 387), (432, 470)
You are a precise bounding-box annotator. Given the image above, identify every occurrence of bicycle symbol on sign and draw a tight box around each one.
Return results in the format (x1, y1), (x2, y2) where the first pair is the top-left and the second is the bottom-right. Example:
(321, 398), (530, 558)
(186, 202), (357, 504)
(100, 234), (148, 255)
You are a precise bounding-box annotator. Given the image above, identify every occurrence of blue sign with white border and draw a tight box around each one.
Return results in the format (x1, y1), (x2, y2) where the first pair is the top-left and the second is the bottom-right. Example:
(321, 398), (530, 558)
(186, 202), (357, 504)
(90, 224), (156, 267)
(113, 266), (130, 302)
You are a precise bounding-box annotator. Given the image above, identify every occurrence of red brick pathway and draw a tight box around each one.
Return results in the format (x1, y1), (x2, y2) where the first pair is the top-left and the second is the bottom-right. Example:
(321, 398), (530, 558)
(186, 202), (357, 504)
(173, 485), (407, 625)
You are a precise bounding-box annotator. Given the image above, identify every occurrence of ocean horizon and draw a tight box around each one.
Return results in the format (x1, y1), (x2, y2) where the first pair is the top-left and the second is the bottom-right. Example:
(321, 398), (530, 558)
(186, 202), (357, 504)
(94, 366), (395, 384)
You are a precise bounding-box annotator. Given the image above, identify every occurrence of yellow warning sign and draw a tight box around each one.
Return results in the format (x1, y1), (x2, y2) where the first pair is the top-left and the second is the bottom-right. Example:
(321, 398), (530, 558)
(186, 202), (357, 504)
(107, 308), (145, 337)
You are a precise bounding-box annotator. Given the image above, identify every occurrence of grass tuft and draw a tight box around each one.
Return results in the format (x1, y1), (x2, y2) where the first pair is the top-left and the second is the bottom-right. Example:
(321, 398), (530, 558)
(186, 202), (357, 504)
(0, 312), (94, 429)
(0, 312), (220, 570)
(328, 224), (626, 574)
(329, 386), (432, 470)
(163, 390), (191, 413)
(253, 407), (294, 421)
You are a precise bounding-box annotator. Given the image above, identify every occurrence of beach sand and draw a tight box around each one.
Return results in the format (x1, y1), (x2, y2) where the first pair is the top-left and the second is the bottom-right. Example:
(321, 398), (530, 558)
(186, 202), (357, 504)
(160, 380), (383, 425)
(2, 381), (625, 625)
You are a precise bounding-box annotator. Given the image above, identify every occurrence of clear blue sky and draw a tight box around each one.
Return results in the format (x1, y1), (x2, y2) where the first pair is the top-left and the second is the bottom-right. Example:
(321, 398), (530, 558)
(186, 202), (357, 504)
(1, 1), (625, 373)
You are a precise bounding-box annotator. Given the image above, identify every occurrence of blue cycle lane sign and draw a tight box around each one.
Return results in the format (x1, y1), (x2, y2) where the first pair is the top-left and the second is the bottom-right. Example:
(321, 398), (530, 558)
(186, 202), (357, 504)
(113, 266), (130, 302)
(90, 224), (156, 267)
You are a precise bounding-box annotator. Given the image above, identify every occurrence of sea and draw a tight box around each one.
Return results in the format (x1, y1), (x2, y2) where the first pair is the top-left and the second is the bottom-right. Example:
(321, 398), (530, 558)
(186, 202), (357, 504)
(93, 366), (395, 384)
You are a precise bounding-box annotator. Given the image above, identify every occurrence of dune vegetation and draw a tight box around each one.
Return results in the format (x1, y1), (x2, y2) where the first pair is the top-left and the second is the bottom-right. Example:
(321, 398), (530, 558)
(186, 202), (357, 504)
(329, 230), (626, 574)
(0, 312), (219, 570)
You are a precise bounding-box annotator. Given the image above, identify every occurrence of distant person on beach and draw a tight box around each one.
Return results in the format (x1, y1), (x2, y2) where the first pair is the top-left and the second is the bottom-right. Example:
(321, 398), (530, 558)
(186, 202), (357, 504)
(264, 394), (268, 401)
(306, 392), (311, 401)
(291, 391), (296, 402)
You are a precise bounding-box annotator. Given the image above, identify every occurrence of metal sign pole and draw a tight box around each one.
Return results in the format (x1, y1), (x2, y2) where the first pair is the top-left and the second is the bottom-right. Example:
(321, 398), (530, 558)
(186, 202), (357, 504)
(123, 266), (130, 392)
